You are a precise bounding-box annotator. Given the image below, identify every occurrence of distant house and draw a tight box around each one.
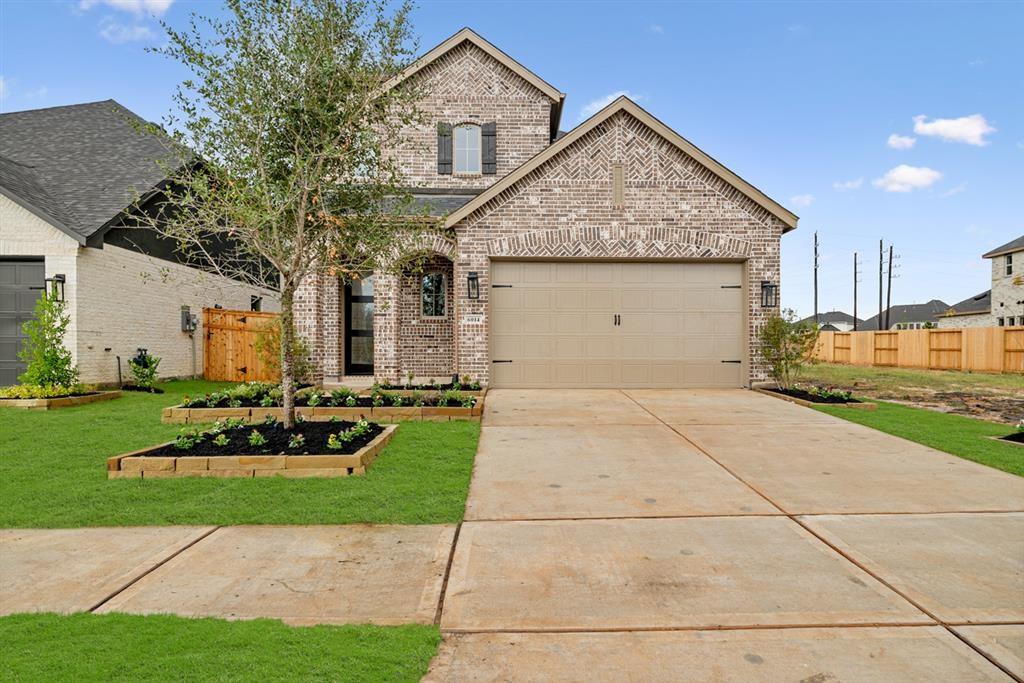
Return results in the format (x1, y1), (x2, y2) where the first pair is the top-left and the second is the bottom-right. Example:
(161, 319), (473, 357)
(796, 310), (862, 332)
(0, 100), (279, 386)
(860, 300), (949, 331)
(936, 235), (1024, 329)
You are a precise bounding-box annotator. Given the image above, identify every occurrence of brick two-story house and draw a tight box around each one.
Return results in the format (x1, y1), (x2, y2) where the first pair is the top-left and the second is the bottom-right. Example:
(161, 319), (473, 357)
(296, 28), (798, 389)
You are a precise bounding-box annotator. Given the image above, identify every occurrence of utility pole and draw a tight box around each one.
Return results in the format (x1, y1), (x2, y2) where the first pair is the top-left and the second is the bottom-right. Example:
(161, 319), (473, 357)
(885, 245), (896, 330)
(853, 252), (859, 331)
(878, 239), (884, 330)
(813, 231), (819, 325)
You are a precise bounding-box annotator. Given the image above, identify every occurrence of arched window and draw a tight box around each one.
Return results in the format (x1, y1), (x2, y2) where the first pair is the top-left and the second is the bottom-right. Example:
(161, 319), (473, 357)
(422, 272), (446, 317)
(454, 124), (481, 174)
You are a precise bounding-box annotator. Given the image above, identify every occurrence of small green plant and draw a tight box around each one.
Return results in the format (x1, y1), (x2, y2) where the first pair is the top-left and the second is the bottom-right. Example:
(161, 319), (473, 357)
(228, 399), (243, 408)
(260, 394), (276, 407)
(126, 349), (161, 390)
(460, 395), (474, 408)
(406, 370), (415, 388)
(223, 417), (247, 431)
(247, 430), (267, 447)
(371, 393), (384, 408)
(391, 393), (404, 407)
(263, 413), (279, 425)
(410, 390), (424, 407)
(288, 433), (306, 449)
(174, 428), (203, 450)
(345, 395), (358, 407)
(329, 415), (339, 423)
(212, 433), (230, 447)
(0, 383), (88, 399)
(18, 291), (78, 388)
(327, 418), (371, 449)
(758, 309), (820, 390)
(439, 389), (464, 407)
(808, 385), (853, 401)
(329, 388), (355, 406)
(306, 391), (322, 407)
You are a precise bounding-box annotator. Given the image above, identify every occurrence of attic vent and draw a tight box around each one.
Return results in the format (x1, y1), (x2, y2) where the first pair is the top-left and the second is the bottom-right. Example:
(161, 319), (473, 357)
(612, 163), (624, 208)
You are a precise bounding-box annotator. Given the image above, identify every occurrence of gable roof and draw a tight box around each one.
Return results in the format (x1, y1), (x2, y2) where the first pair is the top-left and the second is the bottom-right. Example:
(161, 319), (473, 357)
(387, 28), (565, 105)
(797, 310), (862, 326)
(982, 235), (1024, 259)
(0, 100), (184, 243)
(940, 290), (991, 317)
(0, 155), (82, 244)
(860, 300), (949, 330)
(443, 96), (799, 231)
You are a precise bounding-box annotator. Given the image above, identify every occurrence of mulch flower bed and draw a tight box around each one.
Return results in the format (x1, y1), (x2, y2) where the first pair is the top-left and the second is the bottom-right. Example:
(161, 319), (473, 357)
(178, 384), (477, 409)
(0, 390), (122, 410)
(999, 431), (1024, 445)
(108, 418), (398, 479)
(120, 385), (165, 394)
(764, 386), (863, 404)
(147, 418), (383, 457)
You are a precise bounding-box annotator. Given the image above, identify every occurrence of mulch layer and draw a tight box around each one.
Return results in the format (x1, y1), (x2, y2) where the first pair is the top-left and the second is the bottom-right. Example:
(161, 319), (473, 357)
(763, 387), (862, 404)
(145, 420), (384, 457)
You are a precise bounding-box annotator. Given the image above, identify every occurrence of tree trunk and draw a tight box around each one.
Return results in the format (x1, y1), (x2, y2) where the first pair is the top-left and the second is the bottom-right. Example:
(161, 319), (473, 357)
(279, 283), (297, 429)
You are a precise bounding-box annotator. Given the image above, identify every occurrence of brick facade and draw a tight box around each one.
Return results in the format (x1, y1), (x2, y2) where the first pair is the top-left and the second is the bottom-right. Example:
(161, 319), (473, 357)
(299, 33), (790, 388)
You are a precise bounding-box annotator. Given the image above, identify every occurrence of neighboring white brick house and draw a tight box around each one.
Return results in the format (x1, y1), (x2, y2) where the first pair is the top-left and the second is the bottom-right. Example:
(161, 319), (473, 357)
(937, 236), (1024, 329)
(0, 101), (278, 385)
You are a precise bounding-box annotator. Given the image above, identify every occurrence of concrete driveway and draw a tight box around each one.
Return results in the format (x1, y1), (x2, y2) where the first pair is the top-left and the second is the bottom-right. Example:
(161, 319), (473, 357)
(431, 389), (1024, 681)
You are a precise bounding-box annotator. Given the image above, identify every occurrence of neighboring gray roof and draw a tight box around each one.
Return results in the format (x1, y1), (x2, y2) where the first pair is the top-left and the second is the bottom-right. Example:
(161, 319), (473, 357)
(0, 155), (80, 241)
(982, 235), (1024, 259)
(797, 310), (862, 326)
(940, 290), (991, 317)
(820, 323), (840, 332)
(0, 100), (183, 241)
(860, 300), (949, 330)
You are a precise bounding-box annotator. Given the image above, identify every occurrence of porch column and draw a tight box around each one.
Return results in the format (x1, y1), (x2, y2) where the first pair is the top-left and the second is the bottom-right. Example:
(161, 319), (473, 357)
(319, 275), (342, 383)
(294, 272), (324, 384)
(454, 247), (489, 385)
(374, 271), (401, 383)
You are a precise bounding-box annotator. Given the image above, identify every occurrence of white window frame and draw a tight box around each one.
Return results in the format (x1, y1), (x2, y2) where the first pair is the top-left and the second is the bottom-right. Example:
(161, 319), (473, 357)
(421, 271), (447, 318)
(453, 123), (482, 175)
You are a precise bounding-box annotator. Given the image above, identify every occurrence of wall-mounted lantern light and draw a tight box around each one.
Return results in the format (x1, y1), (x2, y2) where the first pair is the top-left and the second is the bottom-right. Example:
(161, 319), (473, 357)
(467, 271), (480, 300)
(760, 280), (778, 308)
(45, 273), (66, 301)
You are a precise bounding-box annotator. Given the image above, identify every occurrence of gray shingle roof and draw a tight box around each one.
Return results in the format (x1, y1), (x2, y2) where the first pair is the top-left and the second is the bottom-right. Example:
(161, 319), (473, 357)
(941, 290), (991, 317)
(982, 235), (1024, 259)
(797, 310), (862, 326)
(408, 191), (478, 216)
(0, 100), (183, 241)
(0, 155), (80, 241)
(859, 300), (949, 330)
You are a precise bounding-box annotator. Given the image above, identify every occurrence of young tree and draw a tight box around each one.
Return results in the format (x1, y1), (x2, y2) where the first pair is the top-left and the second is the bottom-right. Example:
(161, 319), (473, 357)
(140, 0), (429, 426)
(19, 292), (79, 389)
(758, 308), (820, 390)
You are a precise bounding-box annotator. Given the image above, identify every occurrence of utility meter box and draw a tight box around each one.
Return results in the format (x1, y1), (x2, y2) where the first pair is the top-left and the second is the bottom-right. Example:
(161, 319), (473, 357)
(181, 306), (198, 332)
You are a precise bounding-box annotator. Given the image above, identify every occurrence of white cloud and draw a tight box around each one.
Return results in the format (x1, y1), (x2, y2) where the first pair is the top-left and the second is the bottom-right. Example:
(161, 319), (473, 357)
(872, 165), (942, 193)
(942, 183), (967, 197)
(578, 90), (642, 121)
(99, 18), (154, 43)
(912, 114), (996, 146)
(832, 178), (863, 191)
(649, 24), (664, 34)
(790, 194), (814, 208)
(80, 0), (173, 17)
(887, 134), (916, 150)
(968, 58), (985, 67)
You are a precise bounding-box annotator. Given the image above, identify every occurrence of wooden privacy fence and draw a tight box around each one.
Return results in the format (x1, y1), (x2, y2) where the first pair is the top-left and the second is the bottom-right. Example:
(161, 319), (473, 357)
(203, 308), (281, 382)
(811, 327), (1024, 374)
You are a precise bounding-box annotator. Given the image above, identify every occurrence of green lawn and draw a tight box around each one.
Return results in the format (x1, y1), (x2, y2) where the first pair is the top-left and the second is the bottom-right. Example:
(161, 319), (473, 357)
(800, 362), (1024, 395)
(0, 379), (479, 528)
(816, 400), (1023, 477)
(0, 613), (439, 682)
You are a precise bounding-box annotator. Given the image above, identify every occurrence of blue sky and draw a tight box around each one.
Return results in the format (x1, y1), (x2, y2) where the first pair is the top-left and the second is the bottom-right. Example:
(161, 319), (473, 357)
(2, 0), (1021, 318)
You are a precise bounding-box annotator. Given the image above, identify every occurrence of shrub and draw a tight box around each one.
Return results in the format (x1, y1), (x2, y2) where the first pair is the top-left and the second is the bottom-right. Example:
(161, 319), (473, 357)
(0, 383), (89, 399)
(758, 309), (820, 390)
(19, 292), (78, 388)
(127, 349), (161, 390)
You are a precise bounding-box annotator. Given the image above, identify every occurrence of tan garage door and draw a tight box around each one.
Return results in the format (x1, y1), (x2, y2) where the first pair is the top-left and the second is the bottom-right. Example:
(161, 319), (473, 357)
(490, 261), (745, 388)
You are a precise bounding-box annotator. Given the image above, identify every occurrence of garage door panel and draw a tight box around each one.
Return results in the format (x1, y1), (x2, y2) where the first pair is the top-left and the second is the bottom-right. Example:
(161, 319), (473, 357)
(1, 259), (44, 387)
(490, 261), (745, 388)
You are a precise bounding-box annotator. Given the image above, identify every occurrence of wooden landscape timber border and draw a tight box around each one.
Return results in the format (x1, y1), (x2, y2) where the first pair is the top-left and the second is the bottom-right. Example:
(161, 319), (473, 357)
(161, 394), (485, 424)
(810, 327), (1024, 374)
(752, 387), (877, 410)
(0, 391), (122, 411)
(107, 424), (397, 479)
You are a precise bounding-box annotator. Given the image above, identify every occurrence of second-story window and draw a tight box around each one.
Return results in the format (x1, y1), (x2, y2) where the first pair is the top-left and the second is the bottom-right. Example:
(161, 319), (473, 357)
(454, 124), (481, 174)
(1007, 253), (1014, 276)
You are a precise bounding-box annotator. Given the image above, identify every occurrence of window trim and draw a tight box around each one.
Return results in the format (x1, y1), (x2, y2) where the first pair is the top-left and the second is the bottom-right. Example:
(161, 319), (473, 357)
(421, 271), (447, 318)
(453, 123), (482, 175)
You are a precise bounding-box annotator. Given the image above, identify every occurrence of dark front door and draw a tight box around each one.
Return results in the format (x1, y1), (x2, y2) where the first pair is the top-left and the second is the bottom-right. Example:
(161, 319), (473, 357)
(344, 275), (374, 375)
(0, 258), (45, 386)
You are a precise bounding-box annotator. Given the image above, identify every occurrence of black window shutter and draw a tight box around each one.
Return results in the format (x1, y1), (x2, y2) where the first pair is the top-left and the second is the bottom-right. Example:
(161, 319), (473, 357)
(482, 122), (497, 175)
(437, 123), (453, 175)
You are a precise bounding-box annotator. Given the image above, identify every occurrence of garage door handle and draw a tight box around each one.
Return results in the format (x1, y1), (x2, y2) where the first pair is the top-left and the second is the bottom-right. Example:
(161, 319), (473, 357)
(720, 285), (742, 289)
(721, 360), (742, 364)
(492, 360), (513, 364)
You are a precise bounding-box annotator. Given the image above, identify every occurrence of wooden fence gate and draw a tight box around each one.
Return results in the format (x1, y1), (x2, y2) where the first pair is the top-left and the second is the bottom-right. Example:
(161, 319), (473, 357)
(203, 308), (281, 382)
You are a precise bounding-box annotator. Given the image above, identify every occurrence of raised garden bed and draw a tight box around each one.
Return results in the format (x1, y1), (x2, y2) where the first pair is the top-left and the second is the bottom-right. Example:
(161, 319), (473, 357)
(371, 382), (484, 395)
(108, 420), (397, 479)
(0, 391), (122, 411)
(753, 386), (876, 410)
(163, 389), (484, 424)
(995, 431), (1024, 446)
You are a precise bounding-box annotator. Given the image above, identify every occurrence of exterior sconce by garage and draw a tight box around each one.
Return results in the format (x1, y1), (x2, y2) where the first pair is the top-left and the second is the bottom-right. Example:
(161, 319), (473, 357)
(760, 280), (778, 308)
(45, 273), (66, 301)
(467, 271), (480, 300)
